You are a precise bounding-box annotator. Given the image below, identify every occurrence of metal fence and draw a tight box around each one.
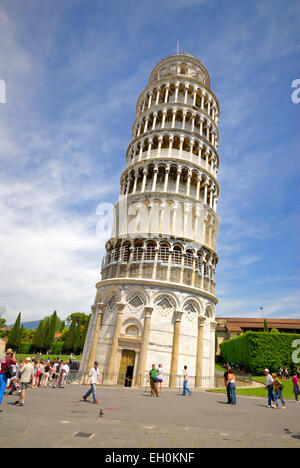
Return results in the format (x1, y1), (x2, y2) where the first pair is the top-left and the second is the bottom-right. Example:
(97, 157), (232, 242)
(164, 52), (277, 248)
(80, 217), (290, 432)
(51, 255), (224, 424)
(68, 370), (252, 390)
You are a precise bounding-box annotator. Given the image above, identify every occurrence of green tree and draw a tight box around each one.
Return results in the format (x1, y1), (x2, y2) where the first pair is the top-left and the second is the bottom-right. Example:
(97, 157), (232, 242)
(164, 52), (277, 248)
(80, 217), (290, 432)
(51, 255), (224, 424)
(45, 311), (58, 350)
(0, 317), (7, 329)
(64, 318), (76, 353)
(7, 312), (22, 351)
(33, 321), (44, 350)
(264, 319), (269, 333)
(73, 318), (82, 353)
(271, 328), (280, 334)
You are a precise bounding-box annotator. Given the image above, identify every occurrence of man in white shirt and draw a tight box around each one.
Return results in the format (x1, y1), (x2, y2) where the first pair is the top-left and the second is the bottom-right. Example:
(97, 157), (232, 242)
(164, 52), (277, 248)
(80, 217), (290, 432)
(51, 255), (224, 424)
(83, 361), (101, 404)
(59, 362), (70, 388)
(182, 365), (192, 397)
(264, 368), (275, 408)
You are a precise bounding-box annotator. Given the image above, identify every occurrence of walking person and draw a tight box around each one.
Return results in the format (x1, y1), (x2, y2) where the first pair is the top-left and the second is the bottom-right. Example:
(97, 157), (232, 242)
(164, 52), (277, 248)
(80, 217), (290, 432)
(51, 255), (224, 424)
(157, 364), (163, 393)
(224, 364), (232, 404)
(264, 368), (275, 408)
(227, 367), (236, 405)
(182, 365), (192, 397)
(83, 361), (101, 404)
(0, 349), (17, 412)
(291, 372), (300, 402)
(272, 373), (286, 409)
(148, 364), (159, 397)
(16, 357), (34, 407)
(284, 367), (289, 380)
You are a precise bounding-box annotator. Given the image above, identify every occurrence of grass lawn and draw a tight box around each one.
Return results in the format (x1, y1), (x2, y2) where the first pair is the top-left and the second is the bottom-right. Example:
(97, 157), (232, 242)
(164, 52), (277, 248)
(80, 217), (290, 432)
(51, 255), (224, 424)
(16, 354), (82, 362)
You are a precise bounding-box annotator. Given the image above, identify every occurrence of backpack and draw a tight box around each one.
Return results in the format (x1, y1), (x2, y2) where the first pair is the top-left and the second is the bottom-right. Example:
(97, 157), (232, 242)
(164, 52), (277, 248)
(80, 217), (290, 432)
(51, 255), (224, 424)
(4, 359), (13, 379)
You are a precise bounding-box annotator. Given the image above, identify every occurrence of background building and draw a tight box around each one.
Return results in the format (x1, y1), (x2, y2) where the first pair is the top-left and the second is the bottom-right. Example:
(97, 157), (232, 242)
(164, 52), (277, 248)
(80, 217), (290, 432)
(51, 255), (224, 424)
(216, 317), (300, 354)
(80, 53), (221, 387)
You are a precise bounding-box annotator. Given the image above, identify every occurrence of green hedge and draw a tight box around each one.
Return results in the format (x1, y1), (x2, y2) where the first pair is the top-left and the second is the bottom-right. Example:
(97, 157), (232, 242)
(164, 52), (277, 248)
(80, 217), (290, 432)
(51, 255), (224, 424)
(51, 342), (65, 355)
(18, 343), (32, 354)
(220, 332), (300, 374)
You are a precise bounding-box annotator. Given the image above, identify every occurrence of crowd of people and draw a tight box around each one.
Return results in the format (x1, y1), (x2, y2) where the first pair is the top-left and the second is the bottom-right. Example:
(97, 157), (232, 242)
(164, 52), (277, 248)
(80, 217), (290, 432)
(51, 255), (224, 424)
(0, 349), (72, 410)
(223, 362), (300, 408)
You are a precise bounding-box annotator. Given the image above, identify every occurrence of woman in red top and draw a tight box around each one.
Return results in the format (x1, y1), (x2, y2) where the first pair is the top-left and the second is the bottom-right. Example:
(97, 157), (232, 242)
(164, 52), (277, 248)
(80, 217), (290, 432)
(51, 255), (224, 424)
(291, 373), (300, 402)
(0, 349), (17, 411)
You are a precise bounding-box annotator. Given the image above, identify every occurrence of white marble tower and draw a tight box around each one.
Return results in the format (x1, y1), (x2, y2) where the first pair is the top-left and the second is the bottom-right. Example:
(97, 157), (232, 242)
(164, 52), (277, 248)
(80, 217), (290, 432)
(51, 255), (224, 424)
(80, 53), (220, 387)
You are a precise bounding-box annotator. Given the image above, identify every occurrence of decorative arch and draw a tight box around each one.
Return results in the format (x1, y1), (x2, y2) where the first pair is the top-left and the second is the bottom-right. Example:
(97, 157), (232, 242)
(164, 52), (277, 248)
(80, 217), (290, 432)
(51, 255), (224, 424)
(153, 293), (177, 316)
(205, 303), (214, 318)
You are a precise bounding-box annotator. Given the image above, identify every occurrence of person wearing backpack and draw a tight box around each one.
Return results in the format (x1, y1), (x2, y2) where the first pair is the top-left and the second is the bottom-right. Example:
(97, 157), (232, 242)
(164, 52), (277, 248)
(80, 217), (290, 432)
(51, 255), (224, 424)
(272, 373), (286, 409)
(0, 349), (17, 411)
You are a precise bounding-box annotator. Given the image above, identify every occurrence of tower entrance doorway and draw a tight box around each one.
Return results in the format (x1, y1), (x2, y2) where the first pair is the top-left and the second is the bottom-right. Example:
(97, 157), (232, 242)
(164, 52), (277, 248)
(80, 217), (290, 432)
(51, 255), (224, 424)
(118, 349), (136, 387)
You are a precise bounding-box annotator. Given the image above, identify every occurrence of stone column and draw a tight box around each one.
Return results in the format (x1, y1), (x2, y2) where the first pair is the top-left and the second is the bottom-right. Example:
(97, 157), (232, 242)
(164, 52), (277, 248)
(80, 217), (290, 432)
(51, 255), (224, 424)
(86, 303), (105, 375)
(164, 84), (170, 103)
(195, 317), (206, 388)
(106, 302), (125, 379)
(169, 311), (183, 387)
(182, 111), (187, 130)
(152, 165), (158, 192)
(132, 170), (138, 194)
(155, 89), (161, 105)
(210, 321), (217, 387)
(157, 136), (163, 157)
(152, 112), (157, 130)
(164, 165), (170, 192)
(147, 139), (153, 158)
(168, 136), (174, 156)
(175, 166), (182, 193)
(171, 109), (177, 128)
(136, 306), (154, 386)
(186, 171), (192, 197)
(162, 110), (167, 128)
(141, 168), (147, 193)
(175, 82), (179, 103)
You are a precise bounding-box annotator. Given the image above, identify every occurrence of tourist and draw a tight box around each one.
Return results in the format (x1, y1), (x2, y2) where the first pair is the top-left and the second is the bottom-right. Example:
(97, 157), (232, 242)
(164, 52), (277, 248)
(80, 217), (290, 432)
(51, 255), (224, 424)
(41, 361), (51, 387)
(284, 367), (289, 380)
(16, 357), (34, 407)
(182, 365), (192, 397)
(291, 373), (300, 402)
(83, 361), (101, 404)
(279, 367), (284, 380)
(272, 373), (286, 409)
(157, 364), (163, 393)
(53, 360), (61, 388)
(264, 369), (275, 408)
(60, 362), (70, 388)
(148, 364), (159, 397)
(38, 360), (45, 387)
(227, 367), (236, 405)
(0, 349), (17, 412)
(224, 364), (232, 404)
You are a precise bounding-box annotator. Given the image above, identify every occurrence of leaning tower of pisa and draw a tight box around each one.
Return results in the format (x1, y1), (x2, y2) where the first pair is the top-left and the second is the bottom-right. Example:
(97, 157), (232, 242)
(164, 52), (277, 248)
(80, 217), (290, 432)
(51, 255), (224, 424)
(80, 53), (220, 388)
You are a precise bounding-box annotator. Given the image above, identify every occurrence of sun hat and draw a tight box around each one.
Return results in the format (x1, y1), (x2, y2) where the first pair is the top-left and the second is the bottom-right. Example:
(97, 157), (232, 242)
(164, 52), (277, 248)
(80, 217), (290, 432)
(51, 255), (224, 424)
(6, 348), (12, 354)
(25, 357), (31, 362)
(264, 368), (269, 373)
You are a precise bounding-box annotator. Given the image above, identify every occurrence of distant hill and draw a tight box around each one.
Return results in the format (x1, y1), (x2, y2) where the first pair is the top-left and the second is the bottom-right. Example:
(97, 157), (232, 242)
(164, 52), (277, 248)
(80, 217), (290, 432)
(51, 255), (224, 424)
(8, 320), (41, 330)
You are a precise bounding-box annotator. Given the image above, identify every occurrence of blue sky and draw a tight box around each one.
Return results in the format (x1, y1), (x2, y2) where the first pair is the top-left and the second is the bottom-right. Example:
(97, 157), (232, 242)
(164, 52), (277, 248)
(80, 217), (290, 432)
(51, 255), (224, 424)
(0, 0), (299, 323)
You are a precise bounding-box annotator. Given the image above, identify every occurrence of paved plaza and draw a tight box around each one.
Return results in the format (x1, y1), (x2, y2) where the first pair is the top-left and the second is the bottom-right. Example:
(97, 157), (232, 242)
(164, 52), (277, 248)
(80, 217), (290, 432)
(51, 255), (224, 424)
(0, 384), (300, 448)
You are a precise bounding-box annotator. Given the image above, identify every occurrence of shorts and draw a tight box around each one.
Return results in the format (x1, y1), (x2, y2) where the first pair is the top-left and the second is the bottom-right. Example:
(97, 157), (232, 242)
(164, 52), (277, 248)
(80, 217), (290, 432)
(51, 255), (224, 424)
(20, 382), (29, 390)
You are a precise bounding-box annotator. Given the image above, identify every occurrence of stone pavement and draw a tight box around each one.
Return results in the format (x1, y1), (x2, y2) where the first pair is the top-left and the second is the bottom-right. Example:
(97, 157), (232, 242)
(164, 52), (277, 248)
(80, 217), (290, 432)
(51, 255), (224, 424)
(0, 384), (299, 448)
